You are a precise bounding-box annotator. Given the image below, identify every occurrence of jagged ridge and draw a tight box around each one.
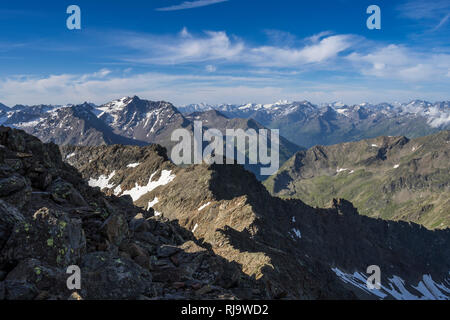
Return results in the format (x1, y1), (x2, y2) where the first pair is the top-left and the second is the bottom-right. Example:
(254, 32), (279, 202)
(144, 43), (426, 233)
(62, 142), (450, 300)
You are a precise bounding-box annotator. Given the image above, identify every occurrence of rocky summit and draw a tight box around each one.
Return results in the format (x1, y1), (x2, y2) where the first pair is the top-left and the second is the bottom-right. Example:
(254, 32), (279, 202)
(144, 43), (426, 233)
(0, 126), (271, 300)
(60, 140), (450, 300)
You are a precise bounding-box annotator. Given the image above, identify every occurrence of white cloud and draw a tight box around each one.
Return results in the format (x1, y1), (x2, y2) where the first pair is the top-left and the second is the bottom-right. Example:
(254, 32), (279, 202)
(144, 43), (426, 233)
(249, 35), (353, 66)
(0, 70), (280, 106)
(399, 0), (450, 20)
(156, 0), (228, 11)
(1, 69), (448, 107)
(305, 31), (334, 43)
(263, 29), (298, 46)
(347, 45), (450, 81)
(432, 13), (450, 31)
(398, 0), (450, 33)
(119, 29), (354, 68)
(117, 29), (449, 82)
(121, 29), (245, 64)
(88, 68), (112, 79)
(205, 65), (217, 72)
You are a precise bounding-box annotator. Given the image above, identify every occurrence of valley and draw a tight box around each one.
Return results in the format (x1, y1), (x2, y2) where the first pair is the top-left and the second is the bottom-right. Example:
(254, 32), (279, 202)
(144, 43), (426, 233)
(264, 131), (450, 229)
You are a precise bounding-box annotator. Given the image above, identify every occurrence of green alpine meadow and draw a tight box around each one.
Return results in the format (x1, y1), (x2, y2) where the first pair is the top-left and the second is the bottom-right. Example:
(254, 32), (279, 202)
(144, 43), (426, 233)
(265, 130), (450, 229)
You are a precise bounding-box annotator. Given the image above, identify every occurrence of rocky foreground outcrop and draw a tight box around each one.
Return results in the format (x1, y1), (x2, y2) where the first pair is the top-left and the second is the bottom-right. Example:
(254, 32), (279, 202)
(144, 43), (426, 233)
(0, 126), (266, 300)
(61, 143), (450, 300)
(0, 125), (448, 300)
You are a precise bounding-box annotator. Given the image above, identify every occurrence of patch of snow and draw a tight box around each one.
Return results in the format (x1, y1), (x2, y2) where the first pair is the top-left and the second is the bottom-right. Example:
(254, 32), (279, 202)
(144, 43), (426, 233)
(121, 170), (176, 202)
(147, 197), (159, 210)
(291, 228), (301, 239)
(393, 164), (400, 169)
(127, 162), (140, 168)
(108, 97), (129, 110)
(413, 281), (436, 300)
(198, 202), (211, 211)
(332, 268), (387, 299)
(291, 216), (296, 223)
(65, 152), (76, 159)
(192, 223), (199, 233)
(417, 274), (450, 299)
(371, 144), (378, 147)
(16, 119), (42, 127)
(113, 185), (122, 196)
(154, 211), (162, 217)
(332, 268), (450, 300)
(384, 275), (421, 300)
(88, 171), (116, 190)
(336, 168), (349, 173)
(336, 109), (348, 115)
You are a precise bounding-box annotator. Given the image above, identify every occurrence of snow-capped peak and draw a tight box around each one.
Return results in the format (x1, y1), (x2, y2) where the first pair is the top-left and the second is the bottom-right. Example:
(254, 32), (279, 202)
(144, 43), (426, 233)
(102, 97), (134, 111)
(332, 101), (346, 108)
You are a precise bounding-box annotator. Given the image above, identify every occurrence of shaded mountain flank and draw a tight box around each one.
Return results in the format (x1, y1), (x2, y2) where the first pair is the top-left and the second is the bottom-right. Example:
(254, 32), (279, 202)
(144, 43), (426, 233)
(264, 131), (450, 230)
(60, 141), (450, 300)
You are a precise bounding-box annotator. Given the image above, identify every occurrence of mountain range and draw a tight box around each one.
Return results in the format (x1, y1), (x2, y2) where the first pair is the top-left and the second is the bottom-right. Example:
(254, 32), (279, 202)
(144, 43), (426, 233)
(0, 113), (448, 299)
(1, 97), (449, 173)
(0, 96), (299, 180)
(1, 97), (448, 224)
(179, 100), (450, 148)
(58, 140), (450, 299)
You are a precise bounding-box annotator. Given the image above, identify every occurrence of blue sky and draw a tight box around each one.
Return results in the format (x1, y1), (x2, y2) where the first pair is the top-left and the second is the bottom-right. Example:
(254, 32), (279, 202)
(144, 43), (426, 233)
(0, 0), (449, 106)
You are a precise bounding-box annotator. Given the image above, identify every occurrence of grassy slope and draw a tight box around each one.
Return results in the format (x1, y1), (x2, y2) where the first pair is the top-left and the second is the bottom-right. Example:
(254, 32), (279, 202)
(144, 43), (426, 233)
(264, 131), (450, 229)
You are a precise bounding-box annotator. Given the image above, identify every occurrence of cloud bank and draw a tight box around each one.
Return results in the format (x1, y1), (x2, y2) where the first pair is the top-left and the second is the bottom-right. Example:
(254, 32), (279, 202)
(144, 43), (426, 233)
(1, 29), (448, 106)
(1, 69), (448, 107)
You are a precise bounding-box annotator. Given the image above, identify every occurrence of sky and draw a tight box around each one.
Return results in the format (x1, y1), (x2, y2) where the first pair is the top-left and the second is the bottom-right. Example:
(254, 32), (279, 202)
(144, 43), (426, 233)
(0, 0), (449, 106)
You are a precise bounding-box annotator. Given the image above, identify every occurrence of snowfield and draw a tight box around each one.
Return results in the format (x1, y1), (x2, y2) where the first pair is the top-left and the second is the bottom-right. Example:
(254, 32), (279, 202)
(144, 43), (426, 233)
(198, 202), (211, 211)
(147, 197), (159, 210)
(332, 267), (450, 300)
(121, 170), (176, 201)
(88, 171), (116, 190)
